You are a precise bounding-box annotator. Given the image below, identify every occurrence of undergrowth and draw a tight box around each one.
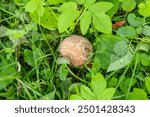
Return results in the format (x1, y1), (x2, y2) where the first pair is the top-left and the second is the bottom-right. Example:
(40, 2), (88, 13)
(0, 0), (150, 100)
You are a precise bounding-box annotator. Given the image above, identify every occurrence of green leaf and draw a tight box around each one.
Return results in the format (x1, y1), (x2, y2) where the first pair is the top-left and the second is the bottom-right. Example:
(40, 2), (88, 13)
(94, 34), (122, 69)
(137, 42), (150, 52)
(0, 59), (18, 90)
(139, 53), (150, 66)
(107, 50), (133, 72)
(58, 64), (68, 81)
(40, 89), (56, 100)
(106, 0), (119, 17)
(82, 0), (96, 9)
(30, 7), (57, 30)
(47, 0), (63, 5)
(91, 73), (106, 98)
(80, 85), (96, 100)
(89, 2), (113, 14)
(127, 13), (144, 27)
(36, 3), (45, 17)
(117, 26), (136, 39)
(138, 0), (150, 17)
(121, 0), (136, 12)
(58, 2), (80, 33)
(70, 94), (84, 100)
(142, 25), (150, 36)
(145, 77), (150, 94)
(93, 13), (112, 34)
(92, 57), (101, 76)
(25, 0), (38, 13)
(119, 78), (136, 93)
(109, 77), (118, 87)
(24, 49), (34, 66)
(98, 88), (115, 100)
(59, 2), (78, 12)
(6, 29), (26, 46)
(113, 41), (128, 57)
(128, 88), (148, 100)
(0, 26), (7, 37)
(80, 11), (91, 35)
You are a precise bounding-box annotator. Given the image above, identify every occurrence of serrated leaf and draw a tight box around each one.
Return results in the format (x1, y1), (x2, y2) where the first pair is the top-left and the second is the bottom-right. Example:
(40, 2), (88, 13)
(117, 26), (136, 39)
(93, 13), (112, 34)
(121, 0), (136, 12)
(145, 77), (150, 94)
(80, 85), (96, 100)
(127, 13), (144, 27)
(138, 0), (150, 17)
(107, 50), (133, 72)
(91, 73), (106, 97)
(89, 2), (113, 14)
(58, 2), (80, 33)
(80, 11), (91, 35)
(142, 25), (150, 36)
(128, 88), (148, 100)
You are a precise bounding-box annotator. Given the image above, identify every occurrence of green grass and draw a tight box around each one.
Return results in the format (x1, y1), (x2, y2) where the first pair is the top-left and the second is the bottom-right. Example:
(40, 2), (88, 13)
(0, 0), (150, 100)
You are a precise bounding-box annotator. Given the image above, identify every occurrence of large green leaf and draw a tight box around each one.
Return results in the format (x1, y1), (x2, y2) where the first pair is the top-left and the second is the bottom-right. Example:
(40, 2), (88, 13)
(25, 0), (38, 13)
(89, 2), (113, 14)
(58, 2), (80, 33)
(93, 13), (112, 34)
(94, 34), (122, 69)
(107, 50), (133, 72)
(80, 11), (91, 35)
(91, 73), (106, 97)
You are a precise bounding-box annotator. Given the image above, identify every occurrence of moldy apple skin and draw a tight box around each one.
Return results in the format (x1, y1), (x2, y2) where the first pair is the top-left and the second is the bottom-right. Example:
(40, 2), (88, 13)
(59, 35), (93, 67)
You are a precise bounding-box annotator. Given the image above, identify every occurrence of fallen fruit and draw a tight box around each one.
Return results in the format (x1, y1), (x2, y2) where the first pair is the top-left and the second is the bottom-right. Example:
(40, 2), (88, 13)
(59, 35), (93, 67)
